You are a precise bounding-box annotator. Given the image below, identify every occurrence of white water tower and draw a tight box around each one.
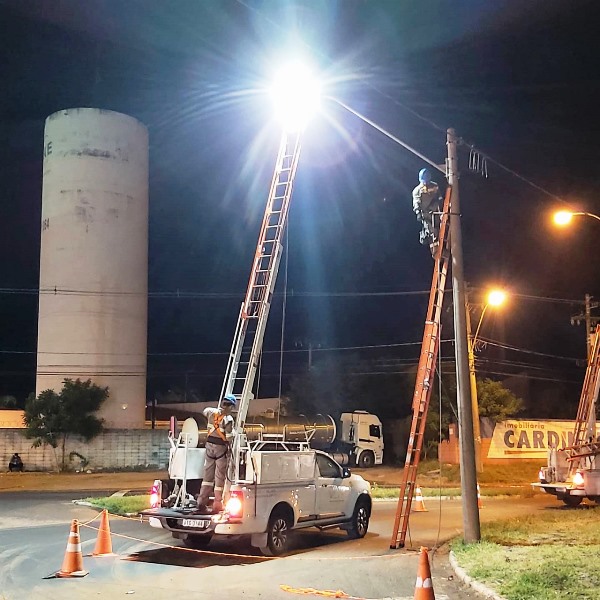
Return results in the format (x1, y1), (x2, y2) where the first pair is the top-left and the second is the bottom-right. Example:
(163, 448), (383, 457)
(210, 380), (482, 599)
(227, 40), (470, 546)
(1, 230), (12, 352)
(36, 108), (149, 428)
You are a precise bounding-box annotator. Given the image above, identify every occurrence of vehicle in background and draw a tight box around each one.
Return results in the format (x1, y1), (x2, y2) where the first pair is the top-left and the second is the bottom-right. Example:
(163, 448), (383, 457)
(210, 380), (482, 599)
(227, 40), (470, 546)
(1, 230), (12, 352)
(533, 325), (600, 506)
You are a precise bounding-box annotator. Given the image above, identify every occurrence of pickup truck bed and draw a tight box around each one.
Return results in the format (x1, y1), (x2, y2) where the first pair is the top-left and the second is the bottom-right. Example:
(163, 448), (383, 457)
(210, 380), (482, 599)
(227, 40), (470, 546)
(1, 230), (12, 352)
(141, 449), (372, 555)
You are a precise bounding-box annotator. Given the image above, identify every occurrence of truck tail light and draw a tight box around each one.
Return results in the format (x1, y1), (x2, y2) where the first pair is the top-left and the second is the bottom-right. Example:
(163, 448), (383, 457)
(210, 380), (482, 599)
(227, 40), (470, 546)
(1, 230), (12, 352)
(225, 490), (244, 518)
(150, 480), (162, 508)
(573, 471), (585, 488)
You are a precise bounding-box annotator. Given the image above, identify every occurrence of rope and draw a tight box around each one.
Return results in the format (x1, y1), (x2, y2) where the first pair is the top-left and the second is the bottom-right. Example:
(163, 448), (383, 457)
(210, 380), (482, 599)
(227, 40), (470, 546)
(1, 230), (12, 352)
(278, 227), (289, 420)
(79, 520), (275, 560)
(280, 585), (357, 598)
(79, 517), (402, 561)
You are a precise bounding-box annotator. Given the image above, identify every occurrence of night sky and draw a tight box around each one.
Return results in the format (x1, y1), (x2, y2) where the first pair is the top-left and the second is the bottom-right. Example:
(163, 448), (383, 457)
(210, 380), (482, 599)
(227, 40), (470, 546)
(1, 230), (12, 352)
(1, 0), (599, 409)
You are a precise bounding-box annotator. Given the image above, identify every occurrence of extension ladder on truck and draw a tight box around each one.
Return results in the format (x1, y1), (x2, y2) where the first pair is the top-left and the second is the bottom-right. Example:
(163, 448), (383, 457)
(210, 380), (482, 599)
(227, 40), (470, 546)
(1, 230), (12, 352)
(221, 129), (303, 482)
(564, 325), (600, 473)
(390, 185), (452, 549)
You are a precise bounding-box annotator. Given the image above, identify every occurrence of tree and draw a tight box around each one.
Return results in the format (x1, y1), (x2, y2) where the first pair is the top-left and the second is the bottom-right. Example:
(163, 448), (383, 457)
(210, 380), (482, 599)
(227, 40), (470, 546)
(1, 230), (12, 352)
(0, 395), (17, 408)
(23, 379), (109, 471)
(423, 376), (523, 459)
(424, 371), (458, 459)
(476, 378), (524, 423)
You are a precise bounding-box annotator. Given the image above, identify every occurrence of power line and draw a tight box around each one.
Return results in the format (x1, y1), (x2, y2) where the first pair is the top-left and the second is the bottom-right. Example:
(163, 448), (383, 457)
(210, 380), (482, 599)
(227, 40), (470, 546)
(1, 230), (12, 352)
(478, 337), (582, 363)
(0, 335), (584, 365)
(470, 368), (581, 385)
(234, 0), (571, 206)
(0, 286), (588, 305)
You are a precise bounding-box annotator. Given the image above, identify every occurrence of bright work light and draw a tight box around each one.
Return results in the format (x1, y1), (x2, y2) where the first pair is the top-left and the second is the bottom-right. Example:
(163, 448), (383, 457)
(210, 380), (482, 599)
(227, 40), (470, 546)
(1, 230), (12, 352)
(270, 61), (320, 132)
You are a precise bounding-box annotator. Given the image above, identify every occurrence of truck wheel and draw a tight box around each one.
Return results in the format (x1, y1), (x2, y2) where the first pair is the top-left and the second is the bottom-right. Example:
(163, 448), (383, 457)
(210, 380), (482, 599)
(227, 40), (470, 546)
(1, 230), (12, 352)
(182, 534), (212, 549)
(562, 496), (583, 507)
(261, 508), (292, 556)
(346, 498), (370, 539)
(358, 451), (375, 468)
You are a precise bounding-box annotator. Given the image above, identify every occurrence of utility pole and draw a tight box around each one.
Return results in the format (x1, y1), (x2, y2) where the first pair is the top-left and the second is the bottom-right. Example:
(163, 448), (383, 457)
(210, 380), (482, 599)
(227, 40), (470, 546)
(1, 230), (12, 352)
(465, 296), (483, 473)
(571, 294), (600, 364)
(447, 128), (481, 543)
(328, 98), (482, 543)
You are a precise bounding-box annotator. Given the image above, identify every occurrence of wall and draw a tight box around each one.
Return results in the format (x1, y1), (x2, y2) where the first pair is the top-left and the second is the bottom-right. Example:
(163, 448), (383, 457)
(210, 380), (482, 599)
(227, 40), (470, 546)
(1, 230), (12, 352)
(0, 429), (169, 472)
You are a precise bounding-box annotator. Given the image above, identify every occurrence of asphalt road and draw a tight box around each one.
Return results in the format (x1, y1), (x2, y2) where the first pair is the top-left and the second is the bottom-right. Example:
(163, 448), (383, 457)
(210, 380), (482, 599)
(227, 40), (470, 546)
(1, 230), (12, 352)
(0, 491), (555, 600)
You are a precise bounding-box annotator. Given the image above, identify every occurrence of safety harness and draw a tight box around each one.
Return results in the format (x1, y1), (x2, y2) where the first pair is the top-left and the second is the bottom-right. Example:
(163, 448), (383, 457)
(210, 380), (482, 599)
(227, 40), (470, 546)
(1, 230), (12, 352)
(211, 412), (228, 443)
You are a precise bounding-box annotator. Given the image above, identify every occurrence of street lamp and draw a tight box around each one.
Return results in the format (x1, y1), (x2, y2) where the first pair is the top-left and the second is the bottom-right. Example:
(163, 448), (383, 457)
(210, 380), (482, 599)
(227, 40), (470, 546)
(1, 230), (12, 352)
(473, 289), (507, 344)
(553, 210), (600, 226)
(466, 288), (507, 472)
(552, 210), (599, 361)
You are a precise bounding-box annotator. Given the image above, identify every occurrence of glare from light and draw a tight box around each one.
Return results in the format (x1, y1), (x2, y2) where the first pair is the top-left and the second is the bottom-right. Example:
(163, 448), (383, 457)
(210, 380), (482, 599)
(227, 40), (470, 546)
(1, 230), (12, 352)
(225, 494), (243, 516)
(270, 61), (321, 132)
(487, 289), (507, 307)
(553, 210), (573, 226)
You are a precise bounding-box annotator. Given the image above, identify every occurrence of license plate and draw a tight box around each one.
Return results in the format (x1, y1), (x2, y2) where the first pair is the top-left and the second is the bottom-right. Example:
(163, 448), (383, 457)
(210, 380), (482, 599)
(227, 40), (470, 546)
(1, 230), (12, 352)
(181, 519), (210, 529)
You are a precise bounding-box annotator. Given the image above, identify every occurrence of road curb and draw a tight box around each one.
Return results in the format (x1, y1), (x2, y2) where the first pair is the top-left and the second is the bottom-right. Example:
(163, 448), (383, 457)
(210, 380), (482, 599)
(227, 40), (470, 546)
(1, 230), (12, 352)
(449, 551), (507, 600)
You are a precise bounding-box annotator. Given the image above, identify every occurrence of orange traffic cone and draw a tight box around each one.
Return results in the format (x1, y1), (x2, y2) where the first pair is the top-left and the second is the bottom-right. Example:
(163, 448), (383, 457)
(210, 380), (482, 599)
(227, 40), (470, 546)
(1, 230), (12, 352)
(477, 484), (484, 509)
(412, 487), (428, 512)
(56, 520), (88, 577)
(414, 546), (435, 600)
(92, 509), (114, 556)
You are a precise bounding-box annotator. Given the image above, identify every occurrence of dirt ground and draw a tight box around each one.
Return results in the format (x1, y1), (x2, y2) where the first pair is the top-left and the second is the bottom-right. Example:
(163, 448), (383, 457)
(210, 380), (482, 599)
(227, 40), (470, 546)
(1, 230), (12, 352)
(0, 466), (405, 493)
(0, 470), (166, 493)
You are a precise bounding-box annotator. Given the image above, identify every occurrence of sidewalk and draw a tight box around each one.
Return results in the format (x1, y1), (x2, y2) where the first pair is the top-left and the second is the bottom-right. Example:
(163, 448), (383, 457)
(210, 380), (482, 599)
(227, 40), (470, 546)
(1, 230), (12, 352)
(0, 470), (165, 493)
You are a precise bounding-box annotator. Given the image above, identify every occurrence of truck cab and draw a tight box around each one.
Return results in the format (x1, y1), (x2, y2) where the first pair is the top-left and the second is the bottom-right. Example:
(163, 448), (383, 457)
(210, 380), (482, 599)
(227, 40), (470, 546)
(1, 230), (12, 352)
(339, 411), (384, 468)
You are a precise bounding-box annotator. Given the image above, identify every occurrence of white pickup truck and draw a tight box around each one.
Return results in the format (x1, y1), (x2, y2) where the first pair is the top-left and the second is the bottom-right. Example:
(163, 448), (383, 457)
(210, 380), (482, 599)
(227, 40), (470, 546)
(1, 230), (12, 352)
(141, 437), (372, 556)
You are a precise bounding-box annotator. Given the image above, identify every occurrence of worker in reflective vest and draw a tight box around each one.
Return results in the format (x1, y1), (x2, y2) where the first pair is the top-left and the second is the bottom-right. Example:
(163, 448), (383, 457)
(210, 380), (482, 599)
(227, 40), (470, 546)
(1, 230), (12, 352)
(197, 394), (236, 513)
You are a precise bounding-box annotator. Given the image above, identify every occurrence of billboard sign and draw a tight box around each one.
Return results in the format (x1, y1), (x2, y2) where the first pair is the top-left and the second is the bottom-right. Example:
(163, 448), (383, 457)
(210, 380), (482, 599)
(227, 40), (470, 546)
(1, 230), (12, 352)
(487, 419), (597, 459)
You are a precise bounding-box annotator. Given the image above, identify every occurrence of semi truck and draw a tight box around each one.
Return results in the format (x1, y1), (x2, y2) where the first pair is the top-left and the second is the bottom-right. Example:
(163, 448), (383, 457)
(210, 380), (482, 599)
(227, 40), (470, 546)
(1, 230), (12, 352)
(184, 410), (384, 468)
(533, 325), (600, 506)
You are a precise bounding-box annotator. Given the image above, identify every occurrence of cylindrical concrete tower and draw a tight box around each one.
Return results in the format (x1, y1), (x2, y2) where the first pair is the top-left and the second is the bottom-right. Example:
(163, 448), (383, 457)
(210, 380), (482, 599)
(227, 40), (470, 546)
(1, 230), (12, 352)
(37, 108), (149, 428)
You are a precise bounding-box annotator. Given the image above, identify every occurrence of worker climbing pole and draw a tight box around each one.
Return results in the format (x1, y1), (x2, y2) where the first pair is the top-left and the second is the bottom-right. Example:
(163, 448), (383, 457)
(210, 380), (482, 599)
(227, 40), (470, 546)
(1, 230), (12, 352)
(390, 184), (452, 549)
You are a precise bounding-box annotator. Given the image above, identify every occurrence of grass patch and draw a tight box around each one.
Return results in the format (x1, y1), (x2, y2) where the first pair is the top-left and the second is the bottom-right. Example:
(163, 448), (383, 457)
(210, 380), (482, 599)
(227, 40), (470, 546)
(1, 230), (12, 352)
(452, 541), (600, 600)
(451, 506), (600, 599)
(370, 485), (463, 499)
(84, 495), (150, 515)
(418, 460), (544, 485)
(480, 505), (600, 545)
(370, 484), (531, 499)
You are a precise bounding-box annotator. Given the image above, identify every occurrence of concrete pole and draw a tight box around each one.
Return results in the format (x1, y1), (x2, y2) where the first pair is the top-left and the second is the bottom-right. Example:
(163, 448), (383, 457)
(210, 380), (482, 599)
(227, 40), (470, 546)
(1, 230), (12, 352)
(447, 128), (481, 543)
(465, 298), (483, 472)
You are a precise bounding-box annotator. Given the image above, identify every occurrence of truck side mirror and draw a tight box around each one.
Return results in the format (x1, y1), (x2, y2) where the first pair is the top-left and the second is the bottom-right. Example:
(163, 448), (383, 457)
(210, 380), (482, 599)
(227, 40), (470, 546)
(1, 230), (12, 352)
(342, 467), (351, 479)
